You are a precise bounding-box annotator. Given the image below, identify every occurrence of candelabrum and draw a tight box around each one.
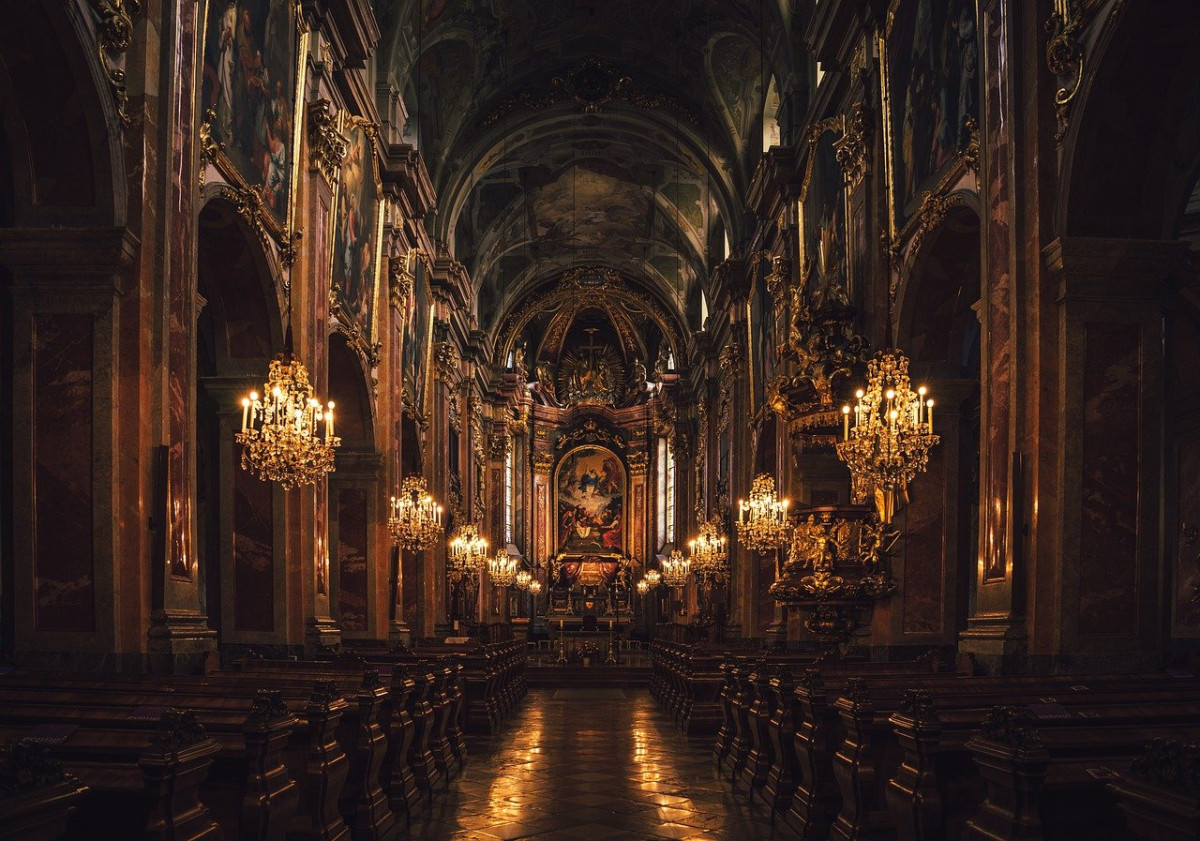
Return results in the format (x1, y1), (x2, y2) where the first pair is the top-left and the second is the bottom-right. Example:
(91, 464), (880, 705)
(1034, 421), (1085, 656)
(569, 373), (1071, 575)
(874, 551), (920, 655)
(448, 522), (488, 581)
(660, 549), (691, 588)
(237, 355), (340, 489)
(388, 475), (443, 550)
(737, 474), (792, 553)
(514, 569), (532, 590)
(488, 549), (519, 587)
(636, 578), (650, 596)
(689, 516), (729, 586)
(836, 350), (939, 523)
(644, 568), (661, 588)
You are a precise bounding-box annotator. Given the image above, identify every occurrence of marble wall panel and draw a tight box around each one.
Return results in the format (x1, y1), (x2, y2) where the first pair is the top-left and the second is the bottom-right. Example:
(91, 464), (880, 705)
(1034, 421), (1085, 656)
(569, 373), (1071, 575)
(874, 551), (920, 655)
(233, 453), (274, 632)
(903, 444), (947, 635)
(1173, 430), (1200, 634)
(337, 487), (368, 632)
(1078, 323), (1141, 636)
(33, 313), (95, 632)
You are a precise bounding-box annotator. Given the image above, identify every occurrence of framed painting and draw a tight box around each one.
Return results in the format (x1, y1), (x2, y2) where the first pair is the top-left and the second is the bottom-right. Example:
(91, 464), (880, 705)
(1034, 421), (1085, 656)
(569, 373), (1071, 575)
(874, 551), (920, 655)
(880, 0), (979, 231)
(746, 259), (776, 417)
(555, 446), (625, 555)
(799, 120), (852, 307)
(329, 116), (384, 358)
(199, 0), (306, 237)
(401, 252), (434, 422)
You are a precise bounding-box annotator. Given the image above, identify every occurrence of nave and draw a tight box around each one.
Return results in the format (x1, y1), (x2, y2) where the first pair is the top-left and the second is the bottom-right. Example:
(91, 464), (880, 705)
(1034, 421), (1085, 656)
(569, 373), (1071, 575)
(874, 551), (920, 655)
(406, 688), (772, 841)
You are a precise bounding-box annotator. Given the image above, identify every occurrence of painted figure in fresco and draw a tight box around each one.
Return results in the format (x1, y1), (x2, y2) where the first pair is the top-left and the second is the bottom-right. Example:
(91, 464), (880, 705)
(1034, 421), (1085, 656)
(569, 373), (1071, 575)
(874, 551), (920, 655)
(901, 0), (935, 201)
(216, 1), (238, 136)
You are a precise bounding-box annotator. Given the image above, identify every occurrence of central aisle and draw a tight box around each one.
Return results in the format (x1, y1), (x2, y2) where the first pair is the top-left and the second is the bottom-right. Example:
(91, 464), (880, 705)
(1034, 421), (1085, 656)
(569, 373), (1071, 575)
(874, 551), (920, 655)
(408, 687), (778, 840)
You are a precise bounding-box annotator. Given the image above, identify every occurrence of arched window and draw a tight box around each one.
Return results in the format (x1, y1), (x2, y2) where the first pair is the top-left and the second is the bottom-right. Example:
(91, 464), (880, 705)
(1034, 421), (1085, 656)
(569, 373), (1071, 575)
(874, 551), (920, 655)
(504, 445), (514, 545)
(656, 437), (676, 547)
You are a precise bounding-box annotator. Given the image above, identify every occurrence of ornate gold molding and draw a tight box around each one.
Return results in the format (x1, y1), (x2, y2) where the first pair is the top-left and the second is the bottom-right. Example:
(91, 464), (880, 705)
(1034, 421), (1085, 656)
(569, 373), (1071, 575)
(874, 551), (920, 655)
(958, 115), (980, 174)
(626, 450), (649, 477)
(307, 100), (348, 189)
(388, 255), (414, 310)
(716, 343), (742, 438)
(909, 190), (967, 263)
(488, 431), (511, 461)
(91, 0), (139, 127)
(199, 109), (222, 186)
(531, 451), (555, 475)
(1045, 0), (1087, 146)
(328, 282), (381, 366)
(221, 186), (273, 252)
(833, 102), (871, 192)
(434, 341), (461, 384)
(554, 419), (627, 453)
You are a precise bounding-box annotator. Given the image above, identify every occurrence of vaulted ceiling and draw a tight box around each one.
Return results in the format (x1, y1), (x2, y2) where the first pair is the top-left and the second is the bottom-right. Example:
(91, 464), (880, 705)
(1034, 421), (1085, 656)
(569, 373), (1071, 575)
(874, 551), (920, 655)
(375, 0), (805, 344)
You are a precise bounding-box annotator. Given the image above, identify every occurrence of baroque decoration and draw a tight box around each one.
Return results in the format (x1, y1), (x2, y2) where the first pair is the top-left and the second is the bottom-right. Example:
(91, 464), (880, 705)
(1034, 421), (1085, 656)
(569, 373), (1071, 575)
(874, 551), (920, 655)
(836, 351), (939, 523)
(236, 355), (339, 489)
(737, 474), (792, 553)
(660, 549), (691, 588)
(1044, 0), (1088, 146)
(306, 100), (348, 189)
(769, 508), (899, 606)
(91, 0), (140, 127)
(389, 475), (444, 550)
(488, 549), (519, 587)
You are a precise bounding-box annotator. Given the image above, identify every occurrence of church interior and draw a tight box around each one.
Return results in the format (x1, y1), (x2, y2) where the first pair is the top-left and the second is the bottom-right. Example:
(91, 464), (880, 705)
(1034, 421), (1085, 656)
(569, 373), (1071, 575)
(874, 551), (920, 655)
(2, 0), (1200, 839)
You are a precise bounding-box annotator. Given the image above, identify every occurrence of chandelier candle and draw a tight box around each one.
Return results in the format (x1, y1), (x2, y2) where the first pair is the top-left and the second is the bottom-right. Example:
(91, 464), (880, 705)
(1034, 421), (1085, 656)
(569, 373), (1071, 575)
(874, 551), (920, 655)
(389, 475), (444, 550)
(737, 474), (792, 553)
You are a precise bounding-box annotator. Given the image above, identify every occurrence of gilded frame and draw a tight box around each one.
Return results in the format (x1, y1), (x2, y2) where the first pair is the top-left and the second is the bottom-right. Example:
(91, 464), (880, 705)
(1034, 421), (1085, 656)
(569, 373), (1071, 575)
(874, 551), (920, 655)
(554, 445), (628, 557)
(878, 0), (980, 249)
(328, 114), (385, 365)
(197, 0), (308, 262)
(797, 117), (855, 302)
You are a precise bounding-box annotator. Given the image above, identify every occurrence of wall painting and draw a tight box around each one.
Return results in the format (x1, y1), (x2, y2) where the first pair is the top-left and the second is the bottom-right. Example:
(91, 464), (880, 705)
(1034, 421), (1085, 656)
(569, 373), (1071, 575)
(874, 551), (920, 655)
(556, 446), (625, 556)
(330, 117), (384, 358)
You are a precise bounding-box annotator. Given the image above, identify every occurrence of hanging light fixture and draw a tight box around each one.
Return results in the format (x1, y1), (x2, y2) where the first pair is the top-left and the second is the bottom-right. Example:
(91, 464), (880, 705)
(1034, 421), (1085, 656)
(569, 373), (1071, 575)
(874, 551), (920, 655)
(237, 355), (339, 489)
(737, 474), (792, 552)
(515, 569), (532, 590)
(529, 578), (543, 596)
(448, 522), (488, 580)
(644, 568), (661, 588)
(836, 350), (939, 523)
(636, 578), (650, 596)
(689, 516), (729, 585)
(488, 548), (519, 587)
(661, 548), (691, 588)
(388, 475), (443, 550)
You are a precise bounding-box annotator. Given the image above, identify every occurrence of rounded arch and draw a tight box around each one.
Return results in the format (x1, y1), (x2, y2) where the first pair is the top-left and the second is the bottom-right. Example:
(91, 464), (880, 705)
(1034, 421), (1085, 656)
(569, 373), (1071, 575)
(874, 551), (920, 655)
(0, 0), (126, 228)
(328, 333), (377, 450)
(1058, 1), (1200, 240)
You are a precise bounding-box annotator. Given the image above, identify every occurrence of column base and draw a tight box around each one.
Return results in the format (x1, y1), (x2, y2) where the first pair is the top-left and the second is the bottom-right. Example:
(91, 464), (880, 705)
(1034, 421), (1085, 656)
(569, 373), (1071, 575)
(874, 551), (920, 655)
(388, 620), (412, 650)
(305, 616), (342, 657)
(959, 616), (1028, 675)
(147, 610), (218, 675)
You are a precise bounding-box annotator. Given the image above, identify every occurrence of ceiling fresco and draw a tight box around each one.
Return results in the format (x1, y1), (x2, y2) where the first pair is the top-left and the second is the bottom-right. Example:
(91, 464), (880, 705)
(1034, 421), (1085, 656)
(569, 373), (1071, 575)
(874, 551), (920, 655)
(375, 0), (803, 351)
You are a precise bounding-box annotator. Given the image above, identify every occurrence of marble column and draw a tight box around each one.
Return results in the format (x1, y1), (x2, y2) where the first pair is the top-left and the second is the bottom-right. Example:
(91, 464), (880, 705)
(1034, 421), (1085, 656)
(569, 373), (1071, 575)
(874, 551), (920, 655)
(959, 0), (1024, 670)
(1040, 237), (1187, 669)
(724, 337), (754, 639)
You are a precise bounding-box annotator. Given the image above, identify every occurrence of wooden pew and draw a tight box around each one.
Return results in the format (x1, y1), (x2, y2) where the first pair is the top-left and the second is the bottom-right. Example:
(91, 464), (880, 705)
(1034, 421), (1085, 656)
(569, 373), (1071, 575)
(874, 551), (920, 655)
(0, 742), (90, 841)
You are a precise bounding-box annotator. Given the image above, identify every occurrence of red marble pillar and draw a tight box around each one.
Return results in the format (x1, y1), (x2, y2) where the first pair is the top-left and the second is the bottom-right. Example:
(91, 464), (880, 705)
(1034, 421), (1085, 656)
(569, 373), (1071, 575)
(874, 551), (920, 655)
(959, 0), (1024, 669)
(1041, 237), (1187, 668)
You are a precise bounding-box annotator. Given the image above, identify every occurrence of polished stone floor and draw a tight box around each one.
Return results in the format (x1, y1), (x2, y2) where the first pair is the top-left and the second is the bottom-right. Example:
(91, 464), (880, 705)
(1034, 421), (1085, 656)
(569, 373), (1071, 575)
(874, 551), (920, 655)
(407, 688), (780, 841)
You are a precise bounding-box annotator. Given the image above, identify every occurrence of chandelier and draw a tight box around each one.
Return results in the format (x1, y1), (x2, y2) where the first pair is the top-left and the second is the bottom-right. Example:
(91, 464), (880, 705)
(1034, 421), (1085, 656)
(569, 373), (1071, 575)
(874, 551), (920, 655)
(448, 523), (488, 580)
(529, 579), (543, 596)
(644, 568), (661, 588)
(689, 517), (728, 585)
(836, 350), (939, 523)
(388, 476), (443, 550)
(515, 569), (532, 590)
(488, 549), (519, 586)
(661, 549), (691, 587)
(636, 578), (650, 595)
(737, 474), (792, 553)
(237, 355), (339, 489)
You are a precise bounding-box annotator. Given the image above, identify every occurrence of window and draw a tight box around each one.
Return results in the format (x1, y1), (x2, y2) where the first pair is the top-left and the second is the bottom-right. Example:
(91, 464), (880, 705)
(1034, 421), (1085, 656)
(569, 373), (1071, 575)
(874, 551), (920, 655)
(504, 445), (514, 545)
(656, 437), (676, 548)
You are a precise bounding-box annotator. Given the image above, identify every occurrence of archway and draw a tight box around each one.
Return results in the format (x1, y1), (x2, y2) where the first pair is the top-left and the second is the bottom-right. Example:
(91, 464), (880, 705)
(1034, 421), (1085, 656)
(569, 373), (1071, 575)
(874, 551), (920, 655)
(895, 205), (982, 650)
(327, 334), (378, 638)
(194, 197), (283, 654)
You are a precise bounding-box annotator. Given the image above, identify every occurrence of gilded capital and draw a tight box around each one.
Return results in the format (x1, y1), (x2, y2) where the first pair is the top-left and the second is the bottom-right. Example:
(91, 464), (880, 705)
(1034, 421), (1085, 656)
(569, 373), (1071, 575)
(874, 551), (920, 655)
(531, 450), (555, 475)
(307, 100), (348, 190)
(626, 450), (649, 477)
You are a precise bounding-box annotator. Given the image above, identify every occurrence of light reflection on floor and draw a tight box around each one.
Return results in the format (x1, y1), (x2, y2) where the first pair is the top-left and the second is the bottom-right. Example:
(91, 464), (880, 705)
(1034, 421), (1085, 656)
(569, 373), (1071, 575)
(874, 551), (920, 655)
(406, 687), (780, 840)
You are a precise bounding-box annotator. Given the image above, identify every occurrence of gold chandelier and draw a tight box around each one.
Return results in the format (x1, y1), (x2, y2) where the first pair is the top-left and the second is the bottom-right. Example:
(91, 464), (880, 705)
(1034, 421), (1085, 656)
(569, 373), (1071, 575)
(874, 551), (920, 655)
(644, 568), (661, 588)
(388, 475), (443, 550)
(528, 578), (543, 596)
(448, 523), (488, 581)
(515, 569), (532, 590)
(661, 549), (691, 587)
(488, 549), (519, 586)
(636, 578), (650, 595)
(237, 355), (339, 489)
(737, 474), (792, 553)
(836, 350), (939, 523)
(689, 516), (728, 585)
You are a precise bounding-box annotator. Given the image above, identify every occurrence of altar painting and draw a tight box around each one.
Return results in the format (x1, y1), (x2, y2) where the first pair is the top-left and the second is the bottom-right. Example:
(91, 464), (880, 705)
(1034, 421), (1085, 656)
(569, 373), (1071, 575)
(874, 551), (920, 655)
(556, 446), (624, 554)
